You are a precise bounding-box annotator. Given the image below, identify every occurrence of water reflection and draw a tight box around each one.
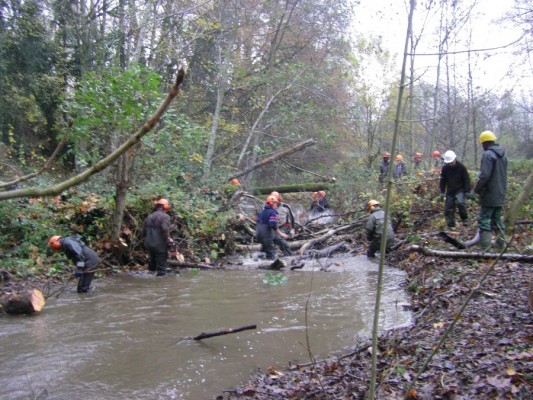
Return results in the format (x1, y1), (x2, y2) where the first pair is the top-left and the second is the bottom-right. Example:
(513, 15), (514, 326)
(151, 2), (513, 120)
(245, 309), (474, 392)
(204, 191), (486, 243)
(0, 256), (411, 399)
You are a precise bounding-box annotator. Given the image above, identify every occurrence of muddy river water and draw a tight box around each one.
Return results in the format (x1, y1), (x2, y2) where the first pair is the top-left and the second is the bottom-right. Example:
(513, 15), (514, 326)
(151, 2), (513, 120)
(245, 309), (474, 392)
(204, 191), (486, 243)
(0, 255), (412, 399)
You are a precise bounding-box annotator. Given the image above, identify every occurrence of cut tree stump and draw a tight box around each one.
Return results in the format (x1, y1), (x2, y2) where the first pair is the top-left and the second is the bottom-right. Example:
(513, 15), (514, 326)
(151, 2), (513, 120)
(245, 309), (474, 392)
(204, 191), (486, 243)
(1, 288), (45, 315)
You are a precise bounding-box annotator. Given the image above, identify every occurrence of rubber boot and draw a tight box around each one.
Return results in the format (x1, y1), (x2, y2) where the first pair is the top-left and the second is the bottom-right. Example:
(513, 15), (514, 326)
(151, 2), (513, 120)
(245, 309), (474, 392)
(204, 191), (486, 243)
(479, 230), (492, 252)
(495, 235), (506, 251)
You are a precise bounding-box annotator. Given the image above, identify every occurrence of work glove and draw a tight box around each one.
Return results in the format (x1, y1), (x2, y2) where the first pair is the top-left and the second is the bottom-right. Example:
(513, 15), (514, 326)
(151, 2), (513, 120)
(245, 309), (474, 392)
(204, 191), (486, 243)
(439, 193), (446, 201)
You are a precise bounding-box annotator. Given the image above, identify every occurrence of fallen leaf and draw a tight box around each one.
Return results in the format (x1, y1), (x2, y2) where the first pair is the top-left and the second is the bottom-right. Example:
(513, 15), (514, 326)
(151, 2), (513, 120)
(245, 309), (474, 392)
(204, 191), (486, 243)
(487, 375), (512, 389)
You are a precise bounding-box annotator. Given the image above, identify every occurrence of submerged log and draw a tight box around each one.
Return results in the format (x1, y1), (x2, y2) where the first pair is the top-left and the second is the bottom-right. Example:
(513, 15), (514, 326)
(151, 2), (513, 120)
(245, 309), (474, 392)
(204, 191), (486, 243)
(1, 288), (45, 315)
(167, 260), (217, 269)
(187, 324), (257, 340)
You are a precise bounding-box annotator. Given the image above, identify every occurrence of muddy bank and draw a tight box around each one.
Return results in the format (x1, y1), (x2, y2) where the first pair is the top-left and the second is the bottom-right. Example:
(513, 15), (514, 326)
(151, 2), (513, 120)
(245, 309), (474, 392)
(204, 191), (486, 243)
(218, 233), (533, 399)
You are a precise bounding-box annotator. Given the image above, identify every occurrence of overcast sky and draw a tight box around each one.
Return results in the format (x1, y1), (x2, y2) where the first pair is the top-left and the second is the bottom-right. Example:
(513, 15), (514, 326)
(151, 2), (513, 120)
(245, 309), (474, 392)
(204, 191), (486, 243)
(352, 0), (529, 94)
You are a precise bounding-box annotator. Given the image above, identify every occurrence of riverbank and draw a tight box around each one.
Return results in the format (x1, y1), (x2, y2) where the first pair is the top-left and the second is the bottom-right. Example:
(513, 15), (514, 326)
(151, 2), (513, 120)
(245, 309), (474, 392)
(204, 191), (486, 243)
(219, 229), (533, 399)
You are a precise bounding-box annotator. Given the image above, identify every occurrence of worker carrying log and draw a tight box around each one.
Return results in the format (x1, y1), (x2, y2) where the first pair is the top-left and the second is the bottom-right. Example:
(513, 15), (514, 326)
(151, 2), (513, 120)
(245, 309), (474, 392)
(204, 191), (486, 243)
(48, 235), (100, 293)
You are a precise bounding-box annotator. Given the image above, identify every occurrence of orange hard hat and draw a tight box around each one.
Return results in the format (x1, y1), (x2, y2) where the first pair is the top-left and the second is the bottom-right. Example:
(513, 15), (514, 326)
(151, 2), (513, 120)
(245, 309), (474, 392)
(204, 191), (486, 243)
(432, 150), (441, 157)
(395, 154), (403, 161)
(48, 235), (62, 251)
(367, 199), (380, 212)
(318, 191), (326, 198)
(154, 198), (170, 211)
(230, 178), (240, 185)
(270, 191), (283, 201)
(382, 152), (391, 158)
(266, 195), (280, 206)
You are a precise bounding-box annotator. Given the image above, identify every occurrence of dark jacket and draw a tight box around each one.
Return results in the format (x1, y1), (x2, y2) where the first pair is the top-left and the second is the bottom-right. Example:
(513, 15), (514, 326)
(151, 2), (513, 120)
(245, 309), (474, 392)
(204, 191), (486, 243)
(256, 205), (278, 240)
(393, 161), (407, 179)
(474, 144), (507, 207)
(365, 207), (395, 245)
(60, 236), (99, 269)
(378, 160), (390, 183)
(439, 160), (471, 195)
(142, 209), (171, 252)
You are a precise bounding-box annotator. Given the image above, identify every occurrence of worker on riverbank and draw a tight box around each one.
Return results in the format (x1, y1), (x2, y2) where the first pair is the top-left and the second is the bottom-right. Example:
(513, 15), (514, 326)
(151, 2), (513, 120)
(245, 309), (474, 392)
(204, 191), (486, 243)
(142, 198), (174, 276)
(48, 235), (100, 293)
(432, 150), (443, 173)
(413, 152), (423, 170)
(365, 200), (395, 258)
(270, 191), (294, 257)
(439, 150), (472, 229)
(256, 195), (288, 260)
(378, 152), (391, 189)
(472, 130), (508, 251)
(393, 154), (407, 180)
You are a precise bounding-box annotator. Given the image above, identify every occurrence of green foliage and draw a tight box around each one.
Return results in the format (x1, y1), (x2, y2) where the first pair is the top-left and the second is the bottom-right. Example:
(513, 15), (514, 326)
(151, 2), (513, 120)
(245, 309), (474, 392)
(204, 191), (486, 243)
(262, 272), (288, 285)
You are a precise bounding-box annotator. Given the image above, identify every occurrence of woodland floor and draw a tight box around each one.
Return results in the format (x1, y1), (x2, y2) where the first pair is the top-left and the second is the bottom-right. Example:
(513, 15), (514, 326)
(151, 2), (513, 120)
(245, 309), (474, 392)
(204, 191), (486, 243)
(218, 222), (533, 400)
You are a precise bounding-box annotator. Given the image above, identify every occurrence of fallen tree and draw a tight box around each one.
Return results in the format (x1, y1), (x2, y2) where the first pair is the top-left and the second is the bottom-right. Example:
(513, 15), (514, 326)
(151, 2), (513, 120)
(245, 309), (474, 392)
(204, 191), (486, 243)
(229, 139), (316, 182)
(406, 244), (533, 262)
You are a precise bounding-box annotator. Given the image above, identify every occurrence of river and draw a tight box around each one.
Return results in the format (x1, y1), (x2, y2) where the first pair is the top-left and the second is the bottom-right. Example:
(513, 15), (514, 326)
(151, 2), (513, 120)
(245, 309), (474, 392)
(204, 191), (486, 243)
(0, 255), (412, 399)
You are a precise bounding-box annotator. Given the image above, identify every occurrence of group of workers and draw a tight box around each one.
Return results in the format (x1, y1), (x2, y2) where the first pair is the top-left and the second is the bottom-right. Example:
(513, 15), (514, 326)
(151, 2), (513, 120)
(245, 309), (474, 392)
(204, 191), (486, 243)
(371, 130), (507, 256)
(47, 131), (507, 292)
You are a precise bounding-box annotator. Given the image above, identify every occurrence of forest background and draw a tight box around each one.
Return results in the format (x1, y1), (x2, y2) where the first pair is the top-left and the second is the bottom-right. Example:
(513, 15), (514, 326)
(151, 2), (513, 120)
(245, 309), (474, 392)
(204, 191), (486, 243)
(0, 0), (532, 278)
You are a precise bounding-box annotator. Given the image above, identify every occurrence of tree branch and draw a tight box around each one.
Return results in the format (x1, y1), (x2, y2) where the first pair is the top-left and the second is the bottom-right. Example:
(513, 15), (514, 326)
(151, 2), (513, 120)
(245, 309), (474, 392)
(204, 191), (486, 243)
(0, 68), (185, 201)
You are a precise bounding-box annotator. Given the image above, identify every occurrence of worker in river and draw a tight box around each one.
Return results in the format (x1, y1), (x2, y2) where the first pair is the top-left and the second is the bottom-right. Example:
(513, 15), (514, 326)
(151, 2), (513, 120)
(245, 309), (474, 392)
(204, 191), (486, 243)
(142, 198), (175, 276)
(256, 195), (288, 260)
(48, 235), (100, 293)
(270, 191), (294, 257)
(365, 200), (395, 258)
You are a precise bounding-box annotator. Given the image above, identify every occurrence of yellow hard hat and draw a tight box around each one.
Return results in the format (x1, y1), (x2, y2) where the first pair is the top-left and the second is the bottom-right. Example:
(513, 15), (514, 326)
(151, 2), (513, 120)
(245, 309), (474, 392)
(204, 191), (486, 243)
(479, 130), (497, 143)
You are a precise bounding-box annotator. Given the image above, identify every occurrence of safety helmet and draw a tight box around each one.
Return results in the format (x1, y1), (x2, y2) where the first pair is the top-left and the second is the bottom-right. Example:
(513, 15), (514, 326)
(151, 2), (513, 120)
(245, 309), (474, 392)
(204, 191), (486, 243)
(270, 191), (283, 202)
(48, 235), (62, 251)
(266, 195), (280, 206)
(432, 150), (441, 157)
(318, 191), (326, 198)
(154, 198), (170, 211)
(367, 200), (380, 212)
(414, 152), (423, 159)
(479, 130), (497, 143)
(312, 192), (319, 200)
(382, 152), (391, 158)
(230, 178), (240, 186)
(443, 150), (457, 164)
(395, 154), (403, 161)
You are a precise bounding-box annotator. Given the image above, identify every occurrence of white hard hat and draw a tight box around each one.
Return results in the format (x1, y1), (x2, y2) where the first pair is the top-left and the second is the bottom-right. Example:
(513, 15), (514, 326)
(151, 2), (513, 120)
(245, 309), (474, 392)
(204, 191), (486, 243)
(443, 150), (457, 164)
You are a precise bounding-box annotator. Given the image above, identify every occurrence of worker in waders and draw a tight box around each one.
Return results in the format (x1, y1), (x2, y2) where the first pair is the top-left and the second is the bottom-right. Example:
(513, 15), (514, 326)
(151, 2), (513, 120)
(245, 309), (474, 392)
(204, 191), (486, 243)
(142, 198), (174, 276)
(256, 195), (288, 260)
(48, 235), (100, 293)
(365, 200), (395, 258)
(270, 191), (294, 257)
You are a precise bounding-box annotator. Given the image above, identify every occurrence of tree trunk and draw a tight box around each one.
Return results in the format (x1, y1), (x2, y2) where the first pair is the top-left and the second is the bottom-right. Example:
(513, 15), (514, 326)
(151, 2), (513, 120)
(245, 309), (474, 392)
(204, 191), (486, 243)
(1, 288), (45, 315)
